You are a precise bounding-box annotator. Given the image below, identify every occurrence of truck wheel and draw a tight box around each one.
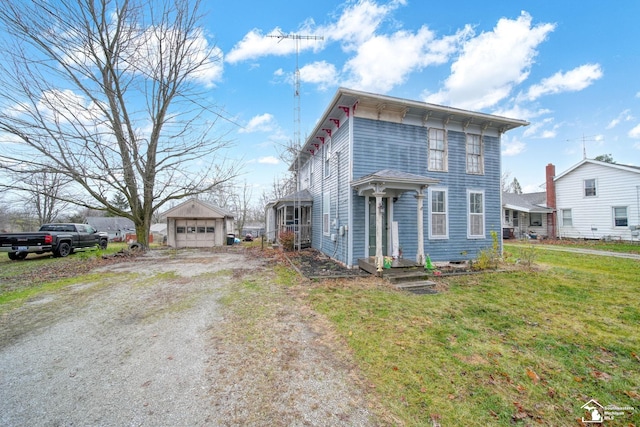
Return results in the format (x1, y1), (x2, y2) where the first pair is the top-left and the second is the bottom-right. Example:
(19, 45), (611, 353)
(8, 252), (18, 260)
(16, 252), (28, 260)
(99, 239), (108, 250)
(54, 242), (71, 257)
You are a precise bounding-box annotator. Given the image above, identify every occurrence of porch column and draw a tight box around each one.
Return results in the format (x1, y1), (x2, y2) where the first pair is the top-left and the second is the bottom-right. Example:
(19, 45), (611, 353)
(415, 190), (425, 265)
(373, 191), (385, 274)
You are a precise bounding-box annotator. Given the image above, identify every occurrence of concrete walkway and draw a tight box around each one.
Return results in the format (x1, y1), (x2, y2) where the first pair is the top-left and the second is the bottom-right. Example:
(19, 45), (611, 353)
(505, 242), (640, 260)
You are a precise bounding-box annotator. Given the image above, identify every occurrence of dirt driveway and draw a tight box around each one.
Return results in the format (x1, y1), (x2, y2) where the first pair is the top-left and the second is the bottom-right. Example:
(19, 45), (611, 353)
(0, 249), (378, 426)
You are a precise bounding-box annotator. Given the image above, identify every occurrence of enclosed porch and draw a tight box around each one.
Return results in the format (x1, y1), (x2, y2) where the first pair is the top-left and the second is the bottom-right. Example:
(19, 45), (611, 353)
(270, 189), (313, 249)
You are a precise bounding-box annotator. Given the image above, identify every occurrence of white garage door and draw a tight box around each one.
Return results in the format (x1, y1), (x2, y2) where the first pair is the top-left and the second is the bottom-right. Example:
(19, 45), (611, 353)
(175, 219), (217, 248)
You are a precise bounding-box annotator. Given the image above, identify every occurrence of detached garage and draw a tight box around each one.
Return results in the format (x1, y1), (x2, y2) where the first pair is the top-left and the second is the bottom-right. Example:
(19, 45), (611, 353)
(162, 198), (235, 248)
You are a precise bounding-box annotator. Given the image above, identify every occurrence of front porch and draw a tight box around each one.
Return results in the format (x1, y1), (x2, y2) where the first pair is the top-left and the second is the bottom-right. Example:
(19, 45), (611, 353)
(271, 189), (313, 249)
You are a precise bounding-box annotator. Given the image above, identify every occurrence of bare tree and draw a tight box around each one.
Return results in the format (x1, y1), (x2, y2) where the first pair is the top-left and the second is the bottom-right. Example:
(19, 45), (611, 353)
(22, 170), (71, 224)
(0, 0), (239, 248)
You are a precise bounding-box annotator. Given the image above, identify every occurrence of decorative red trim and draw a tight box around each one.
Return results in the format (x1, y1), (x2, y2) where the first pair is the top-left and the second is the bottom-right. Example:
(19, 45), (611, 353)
(338, 105), (350, 117)
(329, 118), (340, 128)
(322, 128), (332, 137)
(316, 136), (324, 144)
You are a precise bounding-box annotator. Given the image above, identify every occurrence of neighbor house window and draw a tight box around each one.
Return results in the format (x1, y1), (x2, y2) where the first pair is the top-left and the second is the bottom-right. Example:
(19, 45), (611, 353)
(529, 213), (543, 227)
(177, 226), (186, 233)
(428, 128), (447, 171)
(468, 190), (485, 238)
(466, 134), (484, 174)
(323, 192), (330, 235)
(613, 207), (628, 227)
(429, 188), (448, 239)
(584, 179), (597, 197)
(562, 209), (572, 226)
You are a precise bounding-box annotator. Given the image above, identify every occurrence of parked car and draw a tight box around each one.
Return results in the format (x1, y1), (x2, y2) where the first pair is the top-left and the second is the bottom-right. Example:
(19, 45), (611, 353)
(0, 223), (109, 260)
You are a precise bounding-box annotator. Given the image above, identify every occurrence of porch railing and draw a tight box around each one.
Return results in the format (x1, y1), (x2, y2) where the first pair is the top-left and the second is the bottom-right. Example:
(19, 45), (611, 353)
(277, 224), (312, 246)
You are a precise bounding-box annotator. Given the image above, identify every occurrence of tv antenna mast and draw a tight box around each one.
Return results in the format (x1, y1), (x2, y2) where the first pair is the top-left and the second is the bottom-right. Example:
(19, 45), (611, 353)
(268, 31), (323, 251)
(566, 134), (600, 159)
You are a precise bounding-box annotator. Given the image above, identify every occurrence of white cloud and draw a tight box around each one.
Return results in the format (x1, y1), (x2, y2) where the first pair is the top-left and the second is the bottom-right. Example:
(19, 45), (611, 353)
(299, 61), (338, 90)
(606, 109), (634, 129)
(258, 156), (280, 165)
(425, 12), (555, 110)
(239, 113), (276, 133)
(501, 137), (526, 156)
(629, 123), (640, 139)
(319, 0), (405, 49)
(524, 64), (603, 101)
(522, 117), (556, 138)
(343, 26), (469, 93)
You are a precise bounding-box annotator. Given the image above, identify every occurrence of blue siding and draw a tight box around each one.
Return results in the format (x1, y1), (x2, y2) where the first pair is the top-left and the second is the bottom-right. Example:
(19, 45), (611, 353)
(350, 117), (502, 265)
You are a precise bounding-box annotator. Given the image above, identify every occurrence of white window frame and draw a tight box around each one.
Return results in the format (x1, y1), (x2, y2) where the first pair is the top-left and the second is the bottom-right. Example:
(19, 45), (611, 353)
(467, 189), (485, 238)
(323, 139), (332, 178)
(584, 178), (597, 197)
(428, 187), (449, 239)
(561, 209), (572, 227)
(613, 206), (628, 227)
(428, 128), (447, 172)
(323, 192), (330, 236)
(529, 213), (543, 227)
(466, 133), (484, 174)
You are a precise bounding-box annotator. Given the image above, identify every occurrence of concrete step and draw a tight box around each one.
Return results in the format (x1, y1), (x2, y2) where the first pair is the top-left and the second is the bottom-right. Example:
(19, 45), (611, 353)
(384, 270), (431, 283)
(394, 280), (438, 294)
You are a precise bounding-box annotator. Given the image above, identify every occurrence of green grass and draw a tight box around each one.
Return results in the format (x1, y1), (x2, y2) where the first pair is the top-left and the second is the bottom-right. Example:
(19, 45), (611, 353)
(308, 249), (640, 425)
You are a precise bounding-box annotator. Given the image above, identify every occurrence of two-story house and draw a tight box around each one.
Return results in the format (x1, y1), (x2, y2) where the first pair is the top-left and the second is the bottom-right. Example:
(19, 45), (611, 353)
(267, 88), (528, 269)
(552, 159), (640, 240)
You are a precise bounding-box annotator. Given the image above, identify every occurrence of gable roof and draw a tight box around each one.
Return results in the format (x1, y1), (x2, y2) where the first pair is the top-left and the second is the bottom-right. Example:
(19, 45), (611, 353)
(502, 192), (553, 213)
(293, 87), (529, 170)
(555, 158), (640, 181)
(161, 198), (234, 219)
(273, 189), (314, 208)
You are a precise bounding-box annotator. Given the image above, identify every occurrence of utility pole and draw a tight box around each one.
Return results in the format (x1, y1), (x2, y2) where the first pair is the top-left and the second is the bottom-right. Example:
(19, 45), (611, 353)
(269, 31), (323, 251)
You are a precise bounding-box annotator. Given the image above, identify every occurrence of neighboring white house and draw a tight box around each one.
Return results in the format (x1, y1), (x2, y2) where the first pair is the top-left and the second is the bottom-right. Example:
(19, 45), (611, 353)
(161, 198), (234, 248)
(553, 159), (640, 240)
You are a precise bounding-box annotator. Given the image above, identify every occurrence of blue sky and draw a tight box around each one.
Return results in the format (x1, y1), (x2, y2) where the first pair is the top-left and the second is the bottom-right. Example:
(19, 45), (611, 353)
(200, 0), (640, 197)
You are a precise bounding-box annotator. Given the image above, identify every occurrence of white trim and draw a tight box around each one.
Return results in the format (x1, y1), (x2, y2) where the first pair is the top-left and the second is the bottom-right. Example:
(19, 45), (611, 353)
(467, 189), (485, 239)
(428, 187), (449, 239)
(323, 191), (331, 236)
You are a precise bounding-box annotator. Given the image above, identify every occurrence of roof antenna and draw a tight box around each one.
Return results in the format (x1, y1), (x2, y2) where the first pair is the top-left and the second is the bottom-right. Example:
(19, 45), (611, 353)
(268, 31), (323, 251)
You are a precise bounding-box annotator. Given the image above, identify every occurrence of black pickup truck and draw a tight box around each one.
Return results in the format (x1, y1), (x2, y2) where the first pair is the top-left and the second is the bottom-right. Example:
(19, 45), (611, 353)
(0, 223), (109, 260)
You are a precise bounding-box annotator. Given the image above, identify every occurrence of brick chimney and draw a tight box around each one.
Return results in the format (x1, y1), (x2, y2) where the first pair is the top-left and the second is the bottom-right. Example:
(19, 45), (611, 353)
(545, 163), (556, 238)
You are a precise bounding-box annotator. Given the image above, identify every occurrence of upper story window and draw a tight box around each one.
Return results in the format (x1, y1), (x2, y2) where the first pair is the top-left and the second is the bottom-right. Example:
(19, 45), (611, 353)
(466, 134), (484, 174)
(584, 178), (596, 197)
(428, 128), (447, 171)
(324, 140), (331, 178)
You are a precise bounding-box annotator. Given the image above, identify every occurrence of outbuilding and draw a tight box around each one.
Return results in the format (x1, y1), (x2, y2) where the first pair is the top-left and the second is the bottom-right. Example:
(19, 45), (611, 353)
(162, 198), (235, 248)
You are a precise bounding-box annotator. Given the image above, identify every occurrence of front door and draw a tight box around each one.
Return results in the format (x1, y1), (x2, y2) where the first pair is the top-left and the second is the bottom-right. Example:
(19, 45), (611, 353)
(368, 198), (388, 257)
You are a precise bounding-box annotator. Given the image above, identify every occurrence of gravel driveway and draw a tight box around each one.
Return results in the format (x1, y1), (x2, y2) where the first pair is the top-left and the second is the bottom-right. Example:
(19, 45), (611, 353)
(0, 249), (378, 426)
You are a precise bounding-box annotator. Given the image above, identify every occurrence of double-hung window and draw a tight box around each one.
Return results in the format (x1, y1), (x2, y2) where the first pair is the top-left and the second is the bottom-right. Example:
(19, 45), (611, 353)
(584, 179), (596, 197)
(324, 140), (331, 178)
(561, 209), (572, 226)
(466, 134), (484, 174)
(428, 128), (447, 171)
(323, 192), (330, 235)
(613, 206), (628, 227)
(468, 190), (485, 238)
(429, 188), (448, 239)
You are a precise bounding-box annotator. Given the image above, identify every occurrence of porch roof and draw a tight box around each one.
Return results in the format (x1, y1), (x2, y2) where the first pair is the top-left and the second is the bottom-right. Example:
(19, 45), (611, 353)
(274, 189), (313, 208)
(351, 169), (439, 197)
(502, 192), (553, 213)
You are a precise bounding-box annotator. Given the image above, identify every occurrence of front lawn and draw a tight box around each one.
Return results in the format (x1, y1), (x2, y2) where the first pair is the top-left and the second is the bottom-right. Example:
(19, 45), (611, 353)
(308, 248), (640, 425)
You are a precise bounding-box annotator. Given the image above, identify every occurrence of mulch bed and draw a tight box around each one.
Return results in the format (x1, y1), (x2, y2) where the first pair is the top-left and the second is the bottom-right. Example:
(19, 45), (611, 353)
(282, 248), (370, 279)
